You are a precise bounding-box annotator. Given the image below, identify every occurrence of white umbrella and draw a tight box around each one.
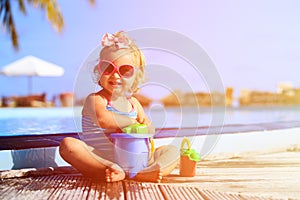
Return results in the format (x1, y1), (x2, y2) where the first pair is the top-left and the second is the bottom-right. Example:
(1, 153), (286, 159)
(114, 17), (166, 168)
(0, 55), (64, 94)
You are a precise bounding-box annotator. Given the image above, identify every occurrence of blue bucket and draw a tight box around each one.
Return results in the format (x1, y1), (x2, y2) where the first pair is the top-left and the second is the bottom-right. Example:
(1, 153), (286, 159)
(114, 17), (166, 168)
(110, 133), (153, 178)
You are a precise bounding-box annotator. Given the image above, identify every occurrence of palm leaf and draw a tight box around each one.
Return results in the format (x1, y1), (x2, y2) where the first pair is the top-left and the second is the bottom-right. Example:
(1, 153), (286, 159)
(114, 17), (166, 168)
(18, 0), (26, 14)
(0, 0), (20, 50)
(27, 0), (64, 33)
(1, 0), (95, 50)
(89, 0), (95, 6)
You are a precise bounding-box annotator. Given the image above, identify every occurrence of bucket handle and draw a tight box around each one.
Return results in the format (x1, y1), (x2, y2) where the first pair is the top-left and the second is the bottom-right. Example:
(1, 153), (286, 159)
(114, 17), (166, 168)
(149, 138), (155, 153)
(181, 137), (191, 150)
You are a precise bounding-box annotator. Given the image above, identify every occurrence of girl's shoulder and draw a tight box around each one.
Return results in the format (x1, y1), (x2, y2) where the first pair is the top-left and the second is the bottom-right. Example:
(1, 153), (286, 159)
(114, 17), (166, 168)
(129, 96), (143, 110)
(129, 96), (139, 104)
(85, 92), (108, 105)
(82, 92), (108, 115)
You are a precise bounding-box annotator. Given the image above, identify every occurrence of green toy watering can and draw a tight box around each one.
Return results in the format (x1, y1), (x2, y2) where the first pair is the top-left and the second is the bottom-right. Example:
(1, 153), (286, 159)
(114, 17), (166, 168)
(180, 138), (201, 162)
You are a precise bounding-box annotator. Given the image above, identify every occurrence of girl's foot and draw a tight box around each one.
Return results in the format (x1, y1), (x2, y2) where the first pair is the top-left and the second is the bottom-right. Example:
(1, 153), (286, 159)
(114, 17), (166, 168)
(105, 167), (125, 182)
(133, 163), (163, 183)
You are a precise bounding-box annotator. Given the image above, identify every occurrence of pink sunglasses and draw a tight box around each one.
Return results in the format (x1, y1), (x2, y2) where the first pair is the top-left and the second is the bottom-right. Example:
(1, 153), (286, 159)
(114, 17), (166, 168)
(98, 60), (136, 78)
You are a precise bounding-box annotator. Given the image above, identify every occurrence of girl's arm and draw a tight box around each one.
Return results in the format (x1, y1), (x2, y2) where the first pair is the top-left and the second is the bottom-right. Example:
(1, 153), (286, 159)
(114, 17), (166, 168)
(131, 97), (155, 134)
(82, 93), (137, 130)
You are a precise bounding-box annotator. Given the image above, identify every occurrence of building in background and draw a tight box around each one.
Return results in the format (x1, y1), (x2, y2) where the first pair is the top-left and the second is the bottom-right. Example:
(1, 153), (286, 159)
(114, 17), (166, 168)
(239, 82), (300, 106)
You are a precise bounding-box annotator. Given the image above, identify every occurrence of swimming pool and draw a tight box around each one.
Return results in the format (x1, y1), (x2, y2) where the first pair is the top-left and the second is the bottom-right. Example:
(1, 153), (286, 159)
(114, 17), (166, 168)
(1, 106), (300, 170)
(0, 107), (81, 136)
(1, 106), (300, 136)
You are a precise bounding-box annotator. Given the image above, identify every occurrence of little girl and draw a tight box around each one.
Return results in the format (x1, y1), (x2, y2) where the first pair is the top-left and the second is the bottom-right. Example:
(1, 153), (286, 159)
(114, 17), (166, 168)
(59, 31), (179, 183)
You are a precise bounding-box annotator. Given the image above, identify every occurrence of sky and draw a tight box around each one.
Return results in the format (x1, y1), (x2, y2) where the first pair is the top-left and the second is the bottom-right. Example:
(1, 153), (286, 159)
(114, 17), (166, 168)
(1, 0), (300, 102)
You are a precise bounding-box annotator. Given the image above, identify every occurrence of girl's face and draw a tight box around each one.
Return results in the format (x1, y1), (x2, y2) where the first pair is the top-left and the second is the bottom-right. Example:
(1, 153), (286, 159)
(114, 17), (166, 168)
(99, 53), (137, 96)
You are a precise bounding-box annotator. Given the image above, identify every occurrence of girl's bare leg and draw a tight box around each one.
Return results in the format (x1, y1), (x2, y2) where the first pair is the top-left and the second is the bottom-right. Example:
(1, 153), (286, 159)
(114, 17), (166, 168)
(134, 145), (180, 183)
(59, 137), (125, 182)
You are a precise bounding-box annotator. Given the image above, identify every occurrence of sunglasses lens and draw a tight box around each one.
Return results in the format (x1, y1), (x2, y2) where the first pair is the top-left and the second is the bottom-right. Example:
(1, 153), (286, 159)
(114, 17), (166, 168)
(119, 65), (134, 77)
(99, 62), (115, 75)
(99, 61), (135, 78)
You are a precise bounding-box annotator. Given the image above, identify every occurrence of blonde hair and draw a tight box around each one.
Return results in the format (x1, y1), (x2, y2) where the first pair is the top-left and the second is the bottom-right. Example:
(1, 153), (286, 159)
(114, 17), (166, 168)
(93, 31), (145, 94)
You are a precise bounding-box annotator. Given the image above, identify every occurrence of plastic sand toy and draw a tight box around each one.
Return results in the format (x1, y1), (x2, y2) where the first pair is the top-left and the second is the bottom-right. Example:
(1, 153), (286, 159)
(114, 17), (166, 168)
(180, 137), (201, 177)
(122, 124), (148, 134)
(110, 124), (154, 178)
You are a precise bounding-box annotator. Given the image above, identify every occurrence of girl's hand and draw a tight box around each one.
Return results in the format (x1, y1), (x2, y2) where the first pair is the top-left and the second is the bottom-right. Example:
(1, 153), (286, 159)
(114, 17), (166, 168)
(136, 117), (155, 134)
(131, 96), (156, 134)
(147, 123), (155, 134)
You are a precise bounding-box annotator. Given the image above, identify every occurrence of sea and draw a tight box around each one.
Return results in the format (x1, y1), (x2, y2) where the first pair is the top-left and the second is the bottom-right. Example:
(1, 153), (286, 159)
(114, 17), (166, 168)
(0, 105), (300, 136)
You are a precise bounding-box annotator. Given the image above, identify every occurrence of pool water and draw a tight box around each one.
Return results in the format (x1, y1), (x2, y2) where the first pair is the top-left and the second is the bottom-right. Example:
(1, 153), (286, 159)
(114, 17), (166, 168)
(1, 106), (300, 170)
(1, 106), (300, 136)
(0, 107), (81, 136)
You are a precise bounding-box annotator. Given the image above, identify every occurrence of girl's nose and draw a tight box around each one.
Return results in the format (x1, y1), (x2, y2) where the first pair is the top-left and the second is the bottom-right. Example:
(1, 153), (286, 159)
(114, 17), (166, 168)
(112, 71), (121, 78)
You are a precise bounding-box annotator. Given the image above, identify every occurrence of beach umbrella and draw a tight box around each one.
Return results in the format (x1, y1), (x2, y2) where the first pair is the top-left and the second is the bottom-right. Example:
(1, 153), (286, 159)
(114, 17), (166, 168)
(0, 55), (64, 94)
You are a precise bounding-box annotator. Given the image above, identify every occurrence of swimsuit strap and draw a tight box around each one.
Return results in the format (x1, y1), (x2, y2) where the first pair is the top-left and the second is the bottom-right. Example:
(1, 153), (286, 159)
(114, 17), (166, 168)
(106, 96), (135, 113)
(104, 96), (137, 118)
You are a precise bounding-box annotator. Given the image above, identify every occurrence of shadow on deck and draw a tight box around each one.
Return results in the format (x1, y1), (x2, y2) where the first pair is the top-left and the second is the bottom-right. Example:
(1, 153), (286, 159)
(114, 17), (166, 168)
(0, 169), (275, 200)
(0, 162), (289, 200)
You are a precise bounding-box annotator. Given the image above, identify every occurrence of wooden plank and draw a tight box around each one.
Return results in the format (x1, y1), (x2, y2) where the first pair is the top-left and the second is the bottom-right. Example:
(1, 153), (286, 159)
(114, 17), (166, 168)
(159, 184), (206, 200)
(105, 181), (125, 200)
(123, 181), (164, 200)
(0, 177), (33, 199)
(86, 180), (105, 200)
(145, 183), (166, 200)
(163, 151), (300, 199)
(0, 176), (59, 200)
(0, 166), (79, 179)
(35, 176), (65, 199)
(160, 184), (188, 200)
(49, 179), (125, 200)
(50, 176), (90, 200)
(0, 175), (285, 200)
(1, 150), (299, 199)
(157, 184), (275, 200)
(0, 175), (125, 200)
(48, 175), (77, 199)
(196, 188), (277, 200)
(14, 176), (50, 199)
(182, 187), (206, 200)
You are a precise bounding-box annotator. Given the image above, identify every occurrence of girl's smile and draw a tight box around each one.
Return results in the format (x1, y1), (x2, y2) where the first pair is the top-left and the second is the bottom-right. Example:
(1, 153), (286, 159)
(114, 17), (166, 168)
(99, 54), (137, 96)
(108, 79), (122, 87)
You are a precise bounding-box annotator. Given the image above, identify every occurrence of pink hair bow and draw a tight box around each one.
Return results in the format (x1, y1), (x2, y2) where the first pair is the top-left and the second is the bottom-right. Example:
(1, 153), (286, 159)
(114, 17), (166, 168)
(101, 31), (131, 49)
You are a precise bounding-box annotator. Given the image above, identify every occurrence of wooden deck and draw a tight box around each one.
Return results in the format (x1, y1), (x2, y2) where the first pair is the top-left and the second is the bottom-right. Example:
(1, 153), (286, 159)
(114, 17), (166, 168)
(165, 147), (300, 199)
(1, 147), (300, 200)
(0, 175), (274, 200)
